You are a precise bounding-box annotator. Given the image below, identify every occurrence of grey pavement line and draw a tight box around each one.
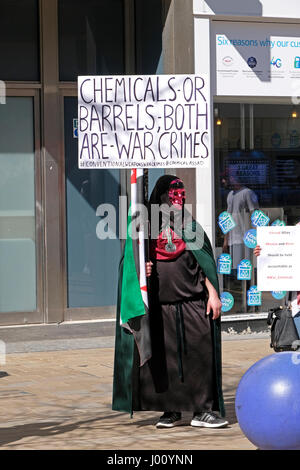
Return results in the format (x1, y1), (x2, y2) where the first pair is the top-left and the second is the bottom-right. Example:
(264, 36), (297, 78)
(0, 319), (116, 330)
(3, 333), (271, 355)
(5, 337), (116, 354)
(222, 333), (270, 341)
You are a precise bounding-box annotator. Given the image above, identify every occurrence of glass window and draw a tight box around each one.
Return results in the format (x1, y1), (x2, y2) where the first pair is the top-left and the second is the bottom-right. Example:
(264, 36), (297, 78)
(58, 0), (125, 81)
(214, 102), (300, 315)
(64, 97), (121, 308)
(135, 0), (163, 74)
(0, 0), (40, 81)
(0, 97), (37, 312)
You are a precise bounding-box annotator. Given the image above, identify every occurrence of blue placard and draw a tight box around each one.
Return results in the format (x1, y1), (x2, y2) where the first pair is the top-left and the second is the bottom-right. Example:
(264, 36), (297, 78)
(221, 292), (234, 312)
(243, 229), (257, 249)
(217, 254), (232, 275)
(251, 210), (270, 227)
(271, 291), (287, 300)
(73, 118), (78, 138)
(237, 259), (252, 281)
(247, 285), (262, 306)
(218, 211), (236, 235)
(271, 219), (286, 227)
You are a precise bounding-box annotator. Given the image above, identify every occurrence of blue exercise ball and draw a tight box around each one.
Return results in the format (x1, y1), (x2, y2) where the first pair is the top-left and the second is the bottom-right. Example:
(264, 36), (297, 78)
(235, 352), (300, 450)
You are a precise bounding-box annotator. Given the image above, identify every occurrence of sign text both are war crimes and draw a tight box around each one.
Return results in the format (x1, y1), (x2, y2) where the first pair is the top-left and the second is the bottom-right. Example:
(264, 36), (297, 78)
(78, 74), (210, 169)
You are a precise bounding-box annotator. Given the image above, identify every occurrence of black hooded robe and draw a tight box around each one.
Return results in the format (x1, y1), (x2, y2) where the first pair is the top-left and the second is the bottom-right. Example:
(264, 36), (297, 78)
(112, 175), (225, 416)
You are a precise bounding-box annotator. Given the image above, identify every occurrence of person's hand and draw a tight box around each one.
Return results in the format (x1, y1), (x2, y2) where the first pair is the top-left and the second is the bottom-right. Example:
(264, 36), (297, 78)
(206, 294), (222, 320)
(253, 245), (261, 257)
(145, 261), (153, 277)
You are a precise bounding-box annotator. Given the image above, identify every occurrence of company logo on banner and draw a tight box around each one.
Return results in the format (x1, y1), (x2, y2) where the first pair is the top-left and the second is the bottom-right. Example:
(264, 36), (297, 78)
(247, 57), (257, 68)
(271, 57), (282, 68)
(215, 22), (300, 96)
(294, 56), (300, 69)
(222, 56), (234, 66)
(77, 75), (210, 169)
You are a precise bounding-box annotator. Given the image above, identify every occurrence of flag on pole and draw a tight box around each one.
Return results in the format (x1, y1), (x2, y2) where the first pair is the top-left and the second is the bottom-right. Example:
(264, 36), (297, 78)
(130, 169), (149, 308)
(119, 169), (151, 366)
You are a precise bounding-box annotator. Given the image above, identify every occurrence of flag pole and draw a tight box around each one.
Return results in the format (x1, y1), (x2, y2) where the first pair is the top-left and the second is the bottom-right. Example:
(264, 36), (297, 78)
(131, 168), (149, 310)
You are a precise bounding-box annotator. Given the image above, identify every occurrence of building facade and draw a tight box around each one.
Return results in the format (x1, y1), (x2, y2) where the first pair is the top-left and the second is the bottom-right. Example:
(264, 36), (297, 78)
(0, 0), (299, 328)
(0, 0), (195, 328)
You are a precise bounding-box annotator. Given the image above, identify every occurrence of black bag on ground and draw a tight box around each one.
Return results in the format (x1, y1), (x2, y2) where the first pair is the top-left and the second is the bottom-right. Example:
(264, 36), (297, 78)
(267, 306), (300, 352)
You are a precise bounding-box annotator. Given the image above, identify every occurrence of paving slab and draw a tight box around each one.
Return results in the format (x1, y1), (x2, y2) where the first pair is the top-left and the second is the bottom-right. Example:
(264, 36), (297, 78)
(0, 337), (271, 450)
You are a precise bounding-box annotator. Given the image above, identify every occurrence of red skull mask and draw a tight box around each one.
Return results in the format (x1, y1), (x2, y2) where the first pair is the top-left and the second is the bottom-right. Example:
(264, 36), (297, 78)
(168, 179), (185, 208)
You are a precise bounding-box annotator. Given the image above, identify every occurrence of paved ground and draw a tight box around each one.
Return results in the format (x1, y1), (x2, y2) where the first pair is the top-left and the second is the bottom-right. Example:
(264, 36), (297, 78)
(0, 336), (271, 450)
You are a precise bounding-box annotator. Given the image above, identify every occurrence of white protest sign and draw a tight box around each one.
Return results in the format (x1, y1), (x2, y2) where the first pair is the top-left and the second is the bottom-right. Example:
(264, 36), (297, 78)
(257, 226), (300, 291)
(78, 74), (210, 169)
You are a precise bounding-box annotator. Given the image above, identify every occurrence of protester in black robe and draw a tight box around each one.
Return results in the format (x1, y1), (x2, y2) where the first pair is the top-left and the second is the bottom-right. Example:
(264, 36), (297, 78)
(112, 175), (227, 428)
(140, 175), (228, 428)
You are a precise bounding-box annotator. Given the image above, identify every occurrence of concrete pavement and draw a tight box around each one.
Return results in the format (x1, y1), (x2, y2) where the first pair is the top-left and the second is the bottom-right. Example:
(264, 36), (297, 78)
(0, 336), (272, 450)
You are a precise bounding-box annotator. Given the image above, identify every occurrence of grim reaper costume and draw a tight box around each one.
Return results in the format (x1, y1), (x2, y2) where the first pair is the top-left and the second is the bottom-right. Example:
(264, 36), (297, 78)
(113, 175), (225, 419)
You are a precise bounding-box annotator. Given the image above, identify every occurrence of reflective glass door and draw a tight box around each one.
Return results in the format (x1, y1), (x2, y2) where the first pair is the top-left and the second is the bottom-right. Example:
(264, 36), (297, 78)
(63, 96), (121, 319)
(0, 93), (42, 321)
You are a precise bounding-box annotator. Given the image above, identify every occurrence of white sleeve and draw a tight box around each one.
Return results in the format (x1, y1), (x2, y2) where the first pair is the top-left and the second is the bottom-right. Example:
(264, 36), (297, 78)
(227, 191), (233, 213)
(245, 189), (259, 212)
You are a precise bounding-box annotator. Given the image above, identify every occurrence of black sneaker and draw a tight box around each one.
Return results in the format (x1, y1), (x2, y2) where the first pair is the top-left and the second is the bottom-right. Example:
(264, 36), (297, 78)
(191, 411), (228, 428)
(156, 412), (182, 428)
